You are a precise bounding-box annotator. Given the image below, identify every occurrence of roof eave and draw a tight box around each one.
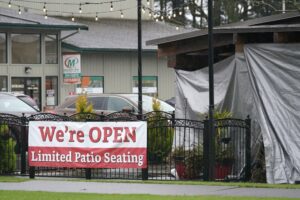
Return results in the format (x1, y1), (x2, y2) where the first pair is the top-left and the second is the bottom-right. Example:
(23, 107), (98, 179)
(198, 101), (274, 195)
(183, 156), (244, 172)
(0, 23), (88, 30)
(62, 42), (157, 53)
(147, 25), (300, 46)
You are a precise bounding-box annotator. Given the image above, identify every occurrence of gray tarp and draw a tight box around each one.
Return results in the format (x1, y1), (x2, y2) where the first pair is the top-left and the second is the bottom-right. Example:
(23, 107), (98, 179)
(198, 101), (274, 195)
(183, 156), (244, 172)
(175, 43), (300, 184)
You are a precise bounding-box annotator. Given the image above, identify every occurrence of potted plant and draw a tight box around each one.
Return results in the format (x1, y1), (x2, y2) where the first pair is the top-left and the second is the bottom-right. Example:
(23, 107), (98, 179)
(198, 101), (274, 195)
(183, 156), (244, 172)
(214, 110), (235, 179)
(172, 144), (204, 179)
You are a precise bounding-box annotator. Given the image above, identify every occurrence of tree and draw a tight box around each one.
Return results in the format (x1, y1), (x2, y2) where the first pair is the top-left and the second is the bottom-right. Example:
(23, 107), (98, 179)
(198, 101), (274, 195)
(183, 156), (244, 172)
(153, 0), (298, 28)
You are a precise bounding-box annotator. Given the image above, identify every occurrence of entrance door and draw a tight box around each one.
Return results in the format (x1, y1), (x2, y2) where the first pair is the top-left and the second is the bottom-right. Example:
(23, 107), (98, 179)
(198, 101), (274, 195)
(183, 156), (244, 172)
(11, 77), (41, 110)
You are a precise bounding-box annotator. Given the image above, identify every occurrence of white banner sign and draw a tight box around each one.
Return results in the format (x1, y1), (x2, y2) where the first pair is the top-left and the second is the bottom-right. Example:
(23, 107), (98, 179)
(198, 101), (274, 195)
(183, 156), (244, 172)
(28, 121), (147, 168)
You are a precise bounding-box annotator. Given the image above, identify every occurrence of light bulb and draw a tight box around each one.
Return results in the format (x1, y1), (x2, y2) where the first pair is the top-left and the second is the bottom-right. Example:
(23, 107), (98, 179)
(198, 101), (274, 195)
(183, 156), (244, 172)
(8, 1), (11, 8)
(43, 3), (46, 12)
(79, 4), (82, 13)
(110, 2), (113, 11)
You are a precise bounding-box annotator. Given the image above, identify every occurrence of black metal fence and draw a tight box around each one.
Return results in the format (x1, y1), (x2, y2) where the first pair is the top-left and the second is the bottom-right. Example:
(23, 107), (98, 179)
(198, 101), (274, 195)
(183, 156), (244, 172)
(0, 112), (251, 181)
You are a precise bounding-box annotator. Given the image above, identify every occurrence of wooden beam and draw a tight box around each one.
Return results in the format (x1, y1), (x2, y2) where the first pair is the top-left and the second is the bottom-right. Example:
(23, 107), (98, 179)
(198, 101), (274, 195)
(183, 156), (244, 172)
(167, 54), (207, 70)
(235, 34), (245, 53)
(157, 33), (234, 57)
(273, 32), (300, 43)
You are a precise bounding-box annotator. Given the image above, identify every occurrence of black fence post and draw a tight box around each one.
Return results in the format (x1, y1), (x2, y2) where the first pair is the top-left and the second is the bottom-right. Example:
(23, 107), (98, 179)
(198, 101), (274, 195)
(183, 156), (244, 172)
(142, 113), (148, 180)
(203, 119), (209, 181)
(29, 166), (35, 179)
(245, 116), (251, 181)
(85, 168), (91, 180)
(20, 114), (27, 175)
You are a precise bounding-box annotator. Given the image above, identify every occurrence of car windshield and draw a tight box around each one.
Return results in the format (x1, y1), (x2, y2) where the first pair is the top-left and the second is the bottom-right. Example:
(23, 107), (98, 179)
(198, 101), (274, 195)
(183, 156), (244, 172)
(0, 96), (37, 113)
(127, 95), (175, 112)
(18, 96), (40, 111)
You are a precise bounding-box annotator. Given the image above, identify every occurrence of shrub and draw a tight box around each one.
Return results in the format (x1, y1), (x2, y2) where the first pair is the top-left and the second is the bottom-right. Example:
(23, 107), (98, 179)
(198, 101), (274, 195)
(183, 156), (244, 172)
(0, 125), (16, 173)
(75, 94), (94, 114)
(147, 98), (174, 164)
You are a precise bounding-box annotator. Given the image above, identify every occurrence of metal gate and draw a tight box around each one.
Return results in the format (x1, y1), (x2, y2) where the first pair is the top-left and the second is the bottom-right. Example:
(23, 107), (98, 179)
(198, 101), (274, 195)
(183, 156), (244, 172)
(0, 112), (251, 181)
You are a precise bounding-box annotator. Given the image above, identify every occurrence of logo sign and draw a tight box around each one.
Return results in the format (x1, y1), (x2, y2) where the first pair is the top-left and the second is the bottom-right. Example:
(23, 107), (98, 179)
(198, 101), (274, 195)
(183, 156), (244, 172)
(63, 54), (81, 84)
(28, 121), (147, 169)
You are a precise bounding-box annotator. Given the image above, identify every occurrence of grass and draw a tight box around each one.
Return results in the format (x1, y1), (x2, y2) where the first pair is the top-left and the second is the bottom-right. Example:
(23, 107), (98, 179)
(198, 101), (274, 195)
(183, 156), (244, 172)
(0, 176), (29, 182)
(0, 191), (299, 200)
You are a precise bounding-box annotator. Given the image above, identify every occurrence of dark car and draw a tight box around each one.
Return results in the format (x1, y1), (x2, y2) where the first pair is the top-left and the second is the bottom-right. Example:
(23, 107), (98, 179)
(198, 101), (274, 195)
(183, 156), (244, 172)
(0, 92), (40, 116)
(54, 94), (174, 116)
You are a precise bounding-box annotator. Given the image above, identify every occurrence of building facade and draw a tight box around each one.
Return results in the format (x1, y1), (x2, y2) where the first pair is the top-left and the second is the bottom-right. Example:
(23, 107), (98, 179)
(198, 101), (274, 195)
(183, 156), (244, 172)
(0, 8), (178, 111)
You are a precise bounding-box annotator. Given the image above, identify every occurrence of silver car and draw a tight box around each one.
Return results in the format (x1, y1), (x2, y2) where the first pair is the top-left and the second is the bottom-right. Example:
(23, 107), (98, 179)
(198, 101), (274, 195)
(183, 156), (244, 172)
(0, 92), (39, 116)
(54, 94), (174, 116)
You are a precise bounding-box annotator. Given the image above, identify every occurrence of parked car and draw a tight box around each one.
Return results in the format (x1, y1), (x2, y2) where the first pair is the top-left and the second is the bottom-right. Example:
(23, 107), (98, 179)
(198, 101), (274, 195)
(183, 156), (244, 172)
(0, 92), (40, 116)
(54, 94), (175, 116)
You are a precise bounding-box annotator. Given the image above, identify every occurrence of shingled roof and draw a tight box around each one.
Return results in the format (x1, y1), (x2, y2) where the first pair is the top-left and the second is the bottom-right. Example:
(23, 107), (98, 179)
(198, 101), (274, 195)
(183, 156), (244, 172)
(0, 7), (88, 30)
(62, 18), (190, 51)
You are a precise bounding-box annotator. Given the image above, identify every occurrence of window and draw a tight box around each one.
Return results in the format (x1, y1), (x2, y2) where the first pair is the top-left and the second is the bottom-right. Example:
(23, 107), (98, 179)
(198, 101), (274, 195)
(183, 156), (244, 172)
(0, 33), (7, 63)
(0, 76), (7, 92)
(132, 76), (157, 96)
(89, 97), (108, 110)
(76, 76), (104, 94)
(107, 97), (134, 112)
(45, 34), (58, 64)
(12, 34), (41, 64)
(46, 76), (58, 106)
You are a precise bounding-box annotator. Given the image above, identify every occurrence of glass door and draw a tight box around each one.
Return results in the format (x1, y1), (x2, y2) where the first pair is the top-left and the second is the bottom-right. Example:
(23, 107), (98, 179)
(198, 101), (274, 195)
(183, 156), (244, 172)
(11, 77), (41, 110)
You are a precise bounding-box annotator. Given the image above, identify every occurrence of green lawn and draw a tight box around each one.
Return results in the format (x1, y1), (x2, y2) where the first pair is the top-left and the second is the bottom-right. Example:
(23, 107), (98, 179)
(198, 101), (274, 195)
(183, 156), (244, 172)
(0, 191), (299, 200)
(0, 176), (28, 182)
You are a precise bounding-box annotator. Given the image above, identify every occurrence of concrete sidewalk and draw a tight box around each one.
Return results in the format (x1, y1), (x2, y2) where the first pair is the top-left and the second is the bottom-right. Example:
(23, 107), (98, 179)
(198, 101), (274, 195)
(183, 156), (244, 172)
(1, 180), (300, 198)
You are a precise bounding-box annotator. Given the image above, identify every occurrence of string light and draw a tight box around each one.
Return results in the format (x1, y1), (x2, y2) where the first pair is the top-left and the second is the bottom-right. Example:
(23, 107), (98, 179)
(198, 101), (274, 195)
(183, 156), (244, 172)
(71, 13), (75, 21)
(185, 6), (189, 11)
(120, 10), (124, 18)
(110, 2), (113, 11)
(179, 10), (182, 16)
(44, 11), (48, 19)
(8, 0), (11, 8)
(173, 13), (176, 18)
(147, 0), (150, 6)
(18, 6), (21, 15)
(43, 3), (46, 12)
(95, 13), (98, 21)
(142, 6), (146, 14)
(160, 15), (164, 20)
(148, 12), (151, 17)
(155, 18), (158, 22)
(168, 15), (171, 19)
(79, 3), (82, 13)
(176, 26), (179, 30)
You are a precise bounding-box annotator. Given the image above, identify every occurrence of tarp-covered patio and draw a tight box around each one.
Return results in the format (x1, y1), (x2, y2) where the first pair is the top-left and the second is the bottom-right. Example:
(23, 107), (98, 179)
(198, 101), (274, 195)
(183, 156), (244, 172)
(147, 12), (300, 184)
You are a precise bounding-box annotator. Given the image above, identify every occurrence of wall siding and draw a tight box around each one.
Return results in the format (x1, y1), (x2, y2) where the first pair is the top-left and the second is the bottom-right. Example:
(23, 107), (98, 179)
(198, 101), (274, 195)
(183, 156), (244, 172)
(62, 51), (175, 101)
